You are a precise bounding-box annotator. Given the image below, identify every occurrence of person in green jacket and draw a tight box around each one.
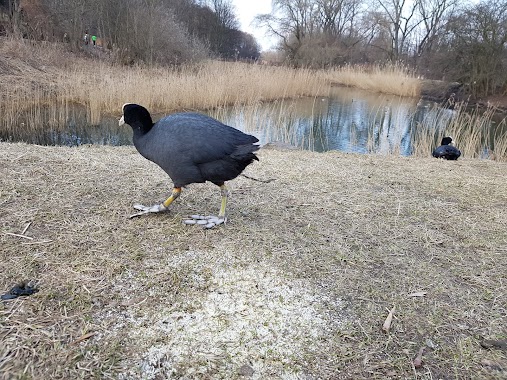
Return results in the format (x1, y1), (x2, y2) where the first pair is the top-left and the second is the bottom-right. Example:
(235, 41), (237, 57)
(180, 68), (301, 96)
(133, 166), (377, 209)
(92, 35), (97, 46)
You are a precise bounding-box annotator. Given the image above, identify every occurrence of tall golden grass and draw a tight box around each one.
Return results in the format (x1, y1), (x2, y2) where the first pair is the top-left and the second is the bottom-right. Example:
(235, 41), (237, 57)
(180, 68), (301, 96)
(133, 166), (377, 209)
(326, 63), (422, 98)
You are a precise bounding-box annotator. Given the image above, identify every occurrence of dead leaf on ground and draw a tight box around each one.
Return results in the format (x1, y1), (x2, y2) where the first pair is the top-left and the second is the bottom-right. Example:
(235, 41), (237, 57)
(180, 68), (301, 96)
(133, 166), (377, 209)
(480, 339), (507, 351)
(481, 359), (504, 371)
(121, 297), (148, 307)
(382, 306), (395, 333)
(70, 332), (96, 345)
(413, 346), (426, 368)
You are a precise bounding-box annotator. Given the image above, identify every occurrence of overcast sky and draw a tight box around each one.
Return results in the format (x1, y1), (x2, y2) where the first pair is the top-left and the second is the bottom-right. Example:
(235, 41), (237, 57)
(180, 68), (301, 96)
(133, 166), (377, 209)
(230, 0), (278, 51)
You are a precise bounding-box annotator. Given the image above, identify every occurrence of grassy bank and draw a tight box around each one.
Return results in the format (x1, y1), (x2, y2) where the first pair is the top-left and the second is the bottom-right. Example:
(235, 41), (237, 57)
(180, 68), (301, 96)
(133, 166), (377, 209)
(1, 142), (506, 379)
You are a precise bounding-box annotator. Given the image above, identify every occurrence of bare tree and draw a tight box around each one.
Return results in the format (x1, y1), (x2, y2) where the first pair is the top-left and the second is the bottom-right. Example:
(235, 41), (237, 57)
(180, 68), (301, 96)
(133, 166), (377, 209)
(440, 0), (507, 96)
(204, 0), (242, 57)
(255, 0), (318, 60)
(315, 0), (361, 38)
(208, 0), (238, 29)
(374, 0), (423, 60)
(416, 0), (458, 57)
(5, 0), (22, 36)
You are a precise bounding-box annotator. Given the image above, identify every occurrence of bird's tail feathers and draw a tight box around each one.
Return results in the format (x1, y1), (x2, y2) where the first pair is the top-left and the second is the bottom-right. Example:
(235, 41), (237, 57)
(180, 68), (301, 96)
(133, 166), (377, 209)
(230, 144), (260, 162)
(197, 144), (259, 183)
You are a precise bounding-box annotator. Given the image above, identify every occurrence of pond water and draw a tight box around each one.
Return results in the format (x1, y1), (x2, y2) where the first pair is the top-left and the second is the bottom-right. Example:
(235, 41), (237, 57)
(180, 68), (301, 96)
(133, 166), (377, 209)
(1, 86), (501, 155)
(211, 86), (452, 155)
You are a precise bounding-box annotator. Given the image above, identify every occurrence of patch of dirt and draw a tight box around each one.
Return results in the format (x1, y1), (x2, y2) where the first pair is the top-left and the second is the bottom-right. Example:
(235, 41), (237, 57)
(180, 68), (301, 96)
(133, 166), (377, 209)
(112, 261), (343, 379)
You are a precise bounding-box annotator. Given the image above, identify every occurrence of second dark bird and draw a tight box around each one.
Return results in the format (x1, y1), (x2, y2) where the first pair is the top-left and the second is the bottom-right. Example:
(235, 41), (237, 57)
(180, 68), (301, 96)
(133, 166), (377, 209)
(432, 136), (461, 160)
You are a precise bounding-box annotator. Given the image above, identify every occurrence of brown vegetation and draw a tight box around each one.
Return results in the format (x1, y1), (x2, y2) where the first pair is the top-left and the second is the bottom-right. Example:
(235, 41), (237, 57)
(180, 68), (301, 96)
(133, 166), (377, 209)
(327, 63), (421, 98)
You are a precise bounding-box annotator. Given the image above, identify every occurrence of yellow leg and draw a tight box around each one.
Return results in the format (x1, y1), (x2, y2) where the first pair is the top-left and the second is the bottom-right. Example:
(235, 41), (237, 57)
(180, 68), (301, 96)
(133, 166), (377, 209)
(219, 184), (229, 218)
(163, 187), (182, 208)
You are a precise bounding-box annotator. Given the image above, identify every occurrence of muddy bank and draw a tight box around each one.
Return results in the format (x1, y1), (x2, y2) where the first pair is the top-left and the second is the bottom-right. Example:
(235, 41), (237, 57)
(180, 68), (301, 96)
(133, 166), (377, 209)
(421, 79), (507, 112)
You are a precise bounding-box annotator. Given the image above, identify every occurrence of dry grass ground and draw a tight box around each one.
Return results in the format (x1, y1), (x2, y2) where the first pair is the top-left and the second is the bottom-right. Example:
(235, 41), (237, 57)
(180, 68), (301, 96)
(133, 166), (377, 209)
(1, 142), (506, 379)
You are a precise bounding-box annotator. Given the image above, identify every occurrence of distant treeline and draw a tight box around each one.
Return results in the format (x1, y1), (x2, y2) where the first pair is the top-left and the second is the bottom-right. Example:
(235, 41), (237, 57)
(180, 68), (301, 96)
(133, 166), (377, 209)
(257, 0), (507, 96)
(256, 0), (507, 97)
(0, 0), (260, 64)
(1, 0), (507, 98)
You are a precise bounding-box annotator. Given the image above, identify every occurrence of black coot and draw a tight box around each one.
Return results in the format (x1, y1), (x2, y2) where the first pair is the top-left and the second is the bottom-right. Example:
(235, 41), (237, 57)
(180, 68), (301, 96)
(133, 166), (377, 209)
(432, 137), (461, 160)
(119, 103), (259, 228)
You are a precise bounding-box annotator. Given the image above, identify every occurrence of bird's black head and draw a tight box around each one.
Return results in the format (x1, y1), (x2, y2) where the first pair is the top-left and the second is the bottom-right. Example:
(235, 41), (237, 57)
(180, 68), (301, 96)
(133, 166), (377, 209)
(119, 103), (154, 134)
(441, 136), (453, 145)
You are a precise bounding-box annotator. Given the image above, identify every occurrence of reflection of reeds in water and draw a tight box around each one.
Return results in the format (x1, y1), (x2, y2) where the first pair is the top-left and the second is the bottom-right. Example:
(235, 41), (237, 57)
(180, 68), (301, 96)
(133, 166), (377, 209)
(0, 87), (73, 142)
(211, 98), (507, 162)
(211, 100), (302, 149)
(366, 100), (411, 155)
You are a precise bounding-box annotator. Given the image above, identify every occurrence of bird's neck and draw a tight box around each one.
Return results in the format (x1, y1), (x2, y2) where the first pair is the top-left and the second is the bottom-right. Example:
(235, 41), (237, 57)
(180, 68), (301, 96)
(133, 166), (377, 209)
(132, 120), (153, 137)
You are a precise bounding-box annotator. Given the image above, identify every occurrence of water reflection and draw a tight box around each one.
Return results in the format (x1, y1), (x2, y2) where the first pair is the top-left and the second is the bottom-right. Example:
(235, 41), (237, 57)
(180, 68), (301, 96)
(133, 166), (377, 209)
(0, 104), (132, 146)
(213, 86), (454, 155)
(0, 86), (473, 154)
(46, 116), (133, 146)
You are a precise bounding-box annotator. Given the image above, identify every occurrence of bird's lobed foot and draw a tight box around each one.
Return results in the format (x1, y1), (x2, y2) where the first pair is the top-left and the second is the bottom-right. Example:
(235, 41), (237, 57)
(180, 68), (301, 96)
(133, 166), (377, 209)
(183, 215), (226, 229)
(129, 204), (168, 218)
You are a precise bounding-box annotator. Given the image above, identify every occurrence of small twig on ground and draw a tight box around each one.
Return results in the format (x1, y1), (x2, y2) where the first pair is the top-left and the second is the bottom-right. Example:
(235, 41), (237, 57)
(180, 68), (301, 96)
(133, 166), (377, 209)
(241, 174), (276, 183)
(21, 240), (52, 245)
(71, 332), (97, 345)
(407, 291), (427, 297)
(13, 153), (29, 161)
(21, 222), (32, 235)
(5, 232), (34, 240)
(394, 199), (402, 227)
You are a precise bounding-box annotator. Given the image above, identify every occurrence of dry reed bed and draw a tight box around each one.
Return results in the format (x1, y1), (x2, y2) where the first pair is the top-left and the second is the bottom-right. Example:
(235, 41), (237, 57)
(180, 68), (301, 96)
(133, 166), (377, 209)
(327, 63), (422, 98)
(0, 37), (420, 133)
(0, 36), (330, 121)
(1, 142), (506, 379)
(0, 59), (330, 133)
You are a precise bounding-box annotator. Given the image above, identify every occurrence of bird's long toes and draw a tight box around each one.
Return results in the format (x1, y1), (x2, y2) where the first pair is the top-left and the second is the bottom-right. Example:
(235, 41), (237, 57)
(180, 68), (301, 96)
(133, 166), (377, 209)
(133, 204), (150, 211)
(129, 204), (167, 218)
(129, 210), (150, 219)
(183, 215), (226, 228)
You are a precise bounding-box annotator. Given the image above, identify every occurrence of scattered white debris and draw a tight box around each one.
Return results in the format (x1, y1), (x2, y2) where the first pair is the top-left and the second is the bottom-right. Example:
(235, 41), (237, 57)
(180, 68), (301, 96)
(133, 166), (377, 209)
(101, 253), (345, 379)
